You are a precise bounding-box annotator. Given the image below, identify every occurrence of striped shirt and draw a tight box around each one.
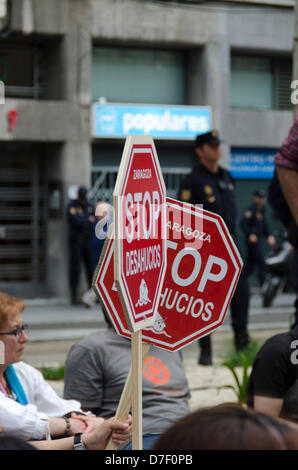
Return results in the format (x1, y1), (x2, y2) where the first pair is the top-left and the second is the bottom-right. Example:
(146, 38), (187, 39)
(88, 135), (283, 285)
(274, 116), (298, 171)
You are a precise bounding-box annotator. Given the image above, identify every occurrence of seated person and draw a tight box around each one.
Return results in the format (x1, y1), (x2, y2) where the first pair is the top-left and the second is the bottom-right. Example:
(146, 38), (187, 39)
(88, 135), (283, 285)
(152, 403), (298, 450)
(63, 313), (191, 450)
(246, 325), (298, 421)
(0, 292), (130, 447)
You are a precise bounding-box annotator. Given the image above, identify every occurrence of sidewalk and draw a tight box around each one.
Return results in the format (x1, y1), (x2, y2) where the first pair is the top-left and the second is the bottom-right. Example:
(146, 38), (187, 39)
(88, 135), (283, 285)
(22, 291), (295, 343)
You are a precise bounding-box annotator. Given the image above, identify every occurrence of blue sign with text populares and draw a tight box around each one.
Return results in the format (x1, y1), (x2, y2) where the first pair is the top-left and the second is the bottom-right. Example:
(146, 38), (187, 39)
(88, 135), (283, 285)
(230, 148), (277, 180)
(91, 103), (211, 140)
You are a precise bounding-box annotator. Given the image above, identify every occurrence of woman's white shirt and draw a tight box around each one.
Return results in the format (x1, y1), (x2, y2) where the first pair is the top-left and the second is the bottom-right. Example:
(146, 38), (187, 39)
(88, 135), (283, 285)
(0, 361), (83, 440)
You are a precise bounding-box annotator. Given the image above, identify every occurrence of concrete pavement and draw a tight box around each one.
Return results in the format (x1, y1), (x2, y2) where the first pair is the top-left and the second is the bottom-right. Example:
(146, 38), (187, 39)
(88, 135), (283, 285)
(22, 291), (296, 344)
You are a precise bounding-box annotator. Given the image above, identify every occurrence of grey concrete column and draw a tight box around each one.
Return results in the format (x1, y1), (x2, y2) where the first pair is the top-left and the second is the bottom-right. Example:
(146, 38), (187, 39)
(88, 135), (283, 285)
(44, 0), (92, 299)
(187, 39), (230, 168)
(57, 1), (92, 105)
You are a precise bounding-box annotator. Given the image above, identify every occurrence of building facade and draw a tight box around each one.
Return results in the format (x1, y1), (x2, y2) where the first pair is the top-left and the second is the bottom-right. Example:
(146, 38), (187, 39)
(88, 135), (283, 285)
(0, 0), (295, 299)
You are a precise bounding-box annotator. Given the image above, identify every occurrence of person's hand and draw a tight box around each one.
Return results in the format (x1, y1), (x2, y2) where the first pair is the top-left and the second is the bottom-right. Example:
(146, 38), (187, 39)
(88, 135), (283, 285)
(70, 413), (105, 434)
(88, 215), (96, 223)
(248, 234), (258, 243)
(68, 417), (88, 435)
(111, 415), (132, 447)
(267, 235), (276, 247)
(81, 417), (131, 450)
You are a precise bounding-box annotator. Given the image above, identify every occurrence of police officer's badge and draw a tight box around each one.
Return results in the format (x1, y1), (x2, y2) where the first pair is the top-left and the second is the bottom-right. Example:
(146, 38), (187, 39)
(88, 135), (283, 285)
(256, 212), (263, 220)
(211, 130), (218, 138)
(228, 183), (234, 191)
(181, 189), (191, 201)
(207, 196), (216, 203)
(204, 185), (213, 195)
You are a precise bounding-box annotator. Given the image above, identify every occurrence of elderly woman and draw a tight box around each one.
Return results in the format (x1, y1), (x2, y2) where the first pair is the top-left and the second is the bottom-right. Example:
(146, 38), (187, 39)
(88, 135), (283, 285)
(0, 293), (130, 448)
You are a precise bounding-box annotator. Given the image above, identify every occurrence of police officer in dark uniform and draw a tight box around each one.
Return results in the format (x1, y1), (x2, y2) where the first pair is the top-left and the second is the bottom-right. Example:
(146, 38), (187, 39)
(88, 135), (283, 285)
(178, 130), (250, 365)
(240, 189), (276, 287)
(67, 186), (96, 305)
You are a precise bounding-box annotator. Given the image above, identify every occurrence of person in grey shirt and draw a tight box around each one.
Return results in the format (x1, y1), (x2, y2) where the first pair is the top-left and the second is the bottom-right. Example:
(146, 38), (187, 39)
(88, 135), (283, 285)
(63, 321), (191, 450)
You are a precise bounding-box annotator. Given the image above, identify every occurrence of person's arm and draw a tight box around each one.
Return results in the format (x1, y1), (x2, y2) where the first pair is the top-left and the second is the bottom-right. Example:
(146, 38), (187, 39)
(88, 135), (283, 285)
(249, 334), (292, 418)
(253, 395), (284, 417)
(0, 393), (49, 441)
(177, 174), (194, 204)
(276, 166), (298, 226)
(30, 416), (132, 450)
(27, 364), (87, 419)
(48, 416), (87, 437)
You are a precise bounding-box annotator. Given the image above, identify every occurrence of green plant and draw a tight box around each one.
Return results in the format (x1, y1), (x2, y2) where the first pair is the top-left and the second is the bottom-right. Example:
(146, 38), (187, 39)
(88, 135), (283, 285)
(39, 365), (65, 381)
(221, 340), (260, 368)
(221, 352), (251, 404)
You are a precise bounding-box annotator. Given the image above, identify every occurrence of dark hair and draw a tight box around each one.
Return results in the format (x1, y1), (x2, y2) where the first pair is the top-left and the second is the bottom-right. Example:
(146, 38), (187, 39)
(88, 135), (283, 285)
(153, 404), (297, 450)
(78, 186), (87, 199)
(0, 436), (36, 450)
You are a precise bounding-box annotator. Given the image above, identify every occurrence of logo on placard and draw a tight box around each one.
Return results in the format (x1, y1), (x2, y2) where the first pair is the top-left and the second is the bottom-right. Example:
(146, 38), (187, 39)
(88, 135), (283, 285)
(144, 312), (171, 338)
(135, 279), (151, 307)
(142, 356), (170, 386)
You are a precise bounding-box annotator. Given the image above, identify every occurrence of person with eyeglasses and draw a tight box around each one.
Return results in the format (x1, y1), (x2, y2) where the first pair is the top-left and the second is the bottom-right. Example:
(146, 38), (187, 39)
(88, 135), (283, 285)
(178, 130), (250, 365)
(0, 292), (131, 449)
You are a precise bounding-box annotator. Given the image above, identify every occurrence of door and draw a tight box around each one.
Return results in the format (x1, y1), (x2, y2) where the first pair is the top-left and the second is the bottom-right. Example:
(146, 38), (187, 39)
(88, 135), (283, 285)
(0, 147), (47, 291)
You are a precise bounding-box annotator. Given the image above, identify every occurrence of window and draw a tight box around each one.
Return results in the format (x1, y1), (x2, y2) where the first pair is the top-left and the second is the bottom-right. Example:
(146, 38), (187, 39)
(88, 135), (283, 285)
(0, 42), (44, 99)
(92, 47), (186, 105)
(230, 55), (292, 110)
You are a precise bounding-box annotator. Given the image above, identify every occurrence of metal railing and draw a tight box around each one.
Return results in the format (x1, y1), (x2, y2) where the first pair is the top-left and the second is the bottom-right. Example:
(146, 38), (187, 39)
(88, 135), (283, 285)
(90, 166), (191, 204)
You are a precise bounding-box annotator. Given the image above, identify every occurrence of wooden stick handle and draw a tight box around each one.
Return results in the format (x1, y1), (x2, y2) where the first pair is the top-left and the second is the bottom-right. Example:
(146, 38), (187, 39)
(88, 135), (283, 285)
(105, 340), (150, 450)
(132, 330), (143, 450)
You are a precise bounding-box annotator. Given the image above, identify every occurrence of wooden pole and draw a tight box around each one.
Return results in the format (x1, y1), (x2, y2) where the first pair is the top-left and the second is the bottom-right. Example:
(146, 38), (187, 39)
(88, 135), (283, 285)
(105, 340), (150, 450)
(131, 330), (143, 450)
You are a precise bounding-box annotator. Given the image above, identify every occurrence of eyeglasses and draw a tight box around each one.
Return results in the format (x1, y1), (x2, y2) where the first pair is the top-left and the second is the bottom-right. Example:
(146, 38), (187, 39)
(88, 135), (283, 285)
(0, 324), (29, 339)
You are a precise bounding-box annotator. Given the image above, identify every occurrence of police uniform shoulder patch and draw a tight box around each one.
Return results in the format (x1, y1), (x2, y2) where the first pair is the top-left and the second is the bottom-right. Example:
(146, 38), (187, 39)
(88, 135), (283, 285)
(181, 189), (191, 201)
(204, 185), (213, 195)
(69, 207), (76, 215)
(244, 210), (252, 218)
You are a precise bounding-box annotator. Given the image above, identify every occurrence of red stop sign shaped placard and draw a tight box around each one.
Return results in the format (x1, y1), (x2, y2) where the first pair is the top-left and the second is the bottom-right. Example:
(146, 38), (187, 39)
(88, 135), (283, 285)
(93, 197), (242, 351)
(113, 136), (167, 332)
